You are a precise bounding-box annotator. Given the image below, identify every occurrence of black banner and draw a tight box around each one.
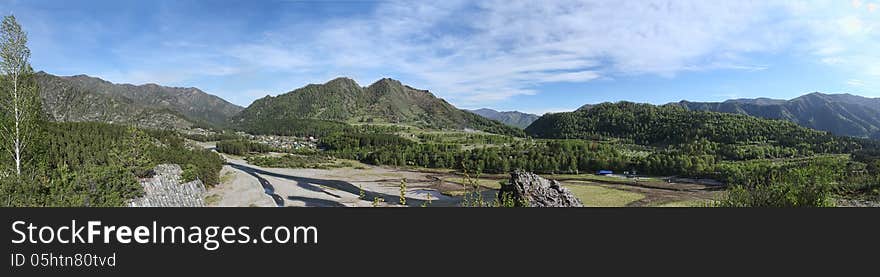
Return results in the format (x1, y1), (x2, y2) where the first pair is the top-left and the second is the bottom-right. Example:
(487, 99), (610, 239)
(2, 208), (878, 275)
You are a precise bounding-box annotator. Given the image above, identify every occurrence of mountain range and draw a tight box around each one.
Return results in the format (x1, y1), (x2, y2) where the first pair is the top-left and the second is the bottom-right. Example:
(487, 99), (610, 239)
(35, 72), (242, 129)
(231, 77), (524, 136)
(466, 108), (539, 129)
(674, 92), (880, 139)
(31, 71), (880, 141)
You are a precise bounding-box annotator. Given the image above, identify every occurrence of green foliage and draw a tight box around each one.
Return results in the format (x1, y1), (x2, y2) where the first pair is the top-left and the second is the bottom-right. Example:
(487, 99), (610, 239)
(348, 124), (411, 134)
(495, 191), (530, 208)
(183, 131), (241, 142)
(111, 126), (154, 177)
(1, 122), (226, 207)
(317, 118), (875, 198)
(234, 117), (349, 137)
(216, 139), (273, 155)
(372, 196), (383, 207)
(325, 136), (638, 176)
(399, 178), (407, 206)
(3, 122), (147, 206)
(321, 101), (871, 182)
(714, 159), (842, 207)
(246, 154), (337, 169)
(230, 77), (524, 136)
(526, 102), (862, 153)
(320, 133), (415, 160)
(0, 15), (43, 177)
(458, 169), (487, 207)
(144, 129), (224, 186)
(417, 132), (515, 145)
(180, 164), (198, 183)
(1, 162), (142, 207)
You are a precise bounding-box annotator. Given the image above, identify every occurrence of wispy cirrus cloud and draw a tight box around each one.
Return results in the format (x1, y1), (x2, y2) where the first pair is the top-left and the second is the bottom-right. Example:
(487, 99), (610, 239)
(256, 0), (787, 104)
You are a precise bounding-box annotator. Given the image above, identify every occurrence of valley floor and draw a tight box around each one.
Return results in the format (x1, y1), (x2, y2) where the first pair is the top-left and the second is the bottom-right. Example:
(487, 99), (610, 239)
(196, 139), (724, 207)
(200, 141), (488, 207)
(204, 152), (722, 207)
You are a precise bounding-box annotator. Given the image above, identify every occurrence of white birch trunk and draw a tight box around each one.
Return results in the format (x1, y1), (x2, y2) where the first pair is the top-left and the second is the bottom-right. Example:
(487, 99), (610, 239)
(13, 72), (21, 175)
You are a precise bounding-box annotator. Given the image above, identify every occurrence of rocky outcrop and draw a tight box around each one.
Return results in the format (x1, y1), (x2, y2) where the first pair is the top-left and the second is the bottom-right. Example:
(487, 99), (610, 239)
(129, 164), (207, 207)
(499, 170), (583, 207)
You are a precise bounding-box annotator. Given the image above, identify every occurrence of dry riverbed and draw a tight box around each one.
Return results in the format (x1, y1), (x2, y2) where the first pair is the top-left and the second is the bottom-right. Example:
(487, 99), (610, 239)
(198, 141), (722, 207)
(208, 154), (492, 207)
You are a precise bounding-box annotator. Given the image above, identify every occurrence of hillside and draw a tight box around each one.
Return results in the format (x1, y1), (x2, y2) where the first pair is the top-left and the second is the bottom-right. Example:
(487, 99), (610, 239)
(676, 92), (880, 139)
(35, 72), (243, 128)
(35, 72), (193, 130)
(467, 108), (539, 129)
(231, 77), (524, 136)
(525, 101), (861, 152)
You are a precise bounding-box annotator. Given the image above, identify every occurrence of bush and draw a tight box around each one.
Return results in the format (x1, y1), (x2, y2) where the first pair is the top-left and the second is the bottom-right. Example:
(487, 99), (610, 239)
(715, 163), (839, 207)
(246, 154), (336, 169)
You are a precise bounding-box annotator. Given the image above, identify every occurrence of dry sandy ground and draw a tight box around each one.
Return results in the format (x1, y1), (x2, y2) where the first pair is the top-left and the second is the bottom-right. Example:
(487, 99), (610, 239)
(209, 154), (473, 207)
(206, 166), (277, 207)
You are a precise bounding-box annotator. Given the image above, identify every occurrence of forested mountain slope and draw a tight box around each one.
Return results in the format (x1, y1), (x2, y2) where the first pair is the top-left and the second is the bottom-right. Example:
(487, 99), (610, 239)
(231, 77), (523, 136)
(35, 72), (242, 128)
(526, 101), (863, 154)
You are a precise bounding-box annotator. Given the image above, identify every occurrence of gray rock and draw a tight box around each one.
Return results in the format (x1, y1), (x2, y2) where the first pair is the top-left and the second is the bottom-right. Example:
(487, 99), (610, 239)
(499, 170), (583, 207)
(129, 164), (207, 207)
(835, 198), (880, 207)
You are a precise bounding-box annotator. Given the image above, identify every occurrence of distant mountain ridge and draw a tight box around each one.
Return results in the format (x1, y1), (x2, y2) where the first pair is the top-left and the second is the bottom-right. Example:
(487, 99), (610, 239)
(675, 92), (880, 139)
(467, 108), (539, 129)
(232, 77), (524, 136)
(34, 72), (242, 129)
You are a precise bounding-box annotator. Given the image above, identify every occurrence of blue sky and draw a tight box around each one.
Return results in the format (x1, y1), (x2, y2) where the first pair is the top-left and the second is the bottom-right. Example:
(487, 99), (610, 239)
(2, 0), (880, 114)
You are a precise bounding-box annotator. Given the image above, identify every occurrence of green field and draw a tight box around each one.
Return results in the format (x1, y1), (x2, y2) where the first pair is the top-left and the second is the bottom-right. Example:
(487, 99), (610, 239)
(564, 184), (645, 207)
(444, 177), (503, 189)
(652, 199), (711, 207)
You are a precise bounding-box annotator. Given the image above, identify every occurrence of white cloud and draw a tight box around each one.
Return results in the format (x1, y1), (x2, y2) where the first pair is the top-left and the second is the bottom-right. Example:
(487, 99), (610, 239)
(254, 0), (788, 105)
(121, 1), (880, 105)
(783, 0), (880, 80)
(28, 0), (880, 106)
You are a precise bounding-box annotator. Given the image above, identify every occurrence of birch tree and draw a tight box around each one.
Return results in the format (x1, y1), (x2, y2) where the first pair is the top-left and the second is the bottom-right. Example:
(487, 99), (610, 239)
(0, 15), (40, 176)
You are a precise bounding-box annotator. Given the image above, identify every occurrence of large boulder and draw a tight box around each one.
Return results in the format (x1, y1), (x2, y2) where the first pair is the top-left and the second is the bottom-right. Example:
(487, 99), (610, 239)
(499, 170), (583, 207)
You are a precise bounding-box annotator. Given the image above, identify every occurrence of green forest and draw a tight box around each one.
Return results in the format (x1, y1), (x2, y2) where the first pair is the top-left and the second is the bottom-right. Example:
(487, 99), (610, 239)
(0, 121), (224, 207)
